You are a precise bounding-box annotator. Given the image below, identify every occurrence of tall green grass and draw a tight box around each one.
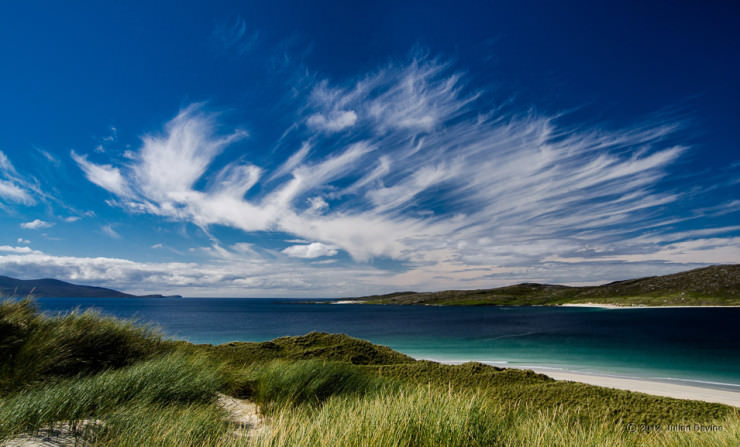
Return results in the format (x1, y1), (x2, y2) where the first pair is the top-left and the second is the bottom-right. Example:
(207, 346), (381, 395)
(0, 298), (167, 392)
(92, 402), (232, 447)
(1, 298), (738, 446)
(370, 361), (730, 424)
(252, 385), (500, 447)
(245, 359), (390, 410)
(0, 353), (223, 440)
(252, 386), (740, 447)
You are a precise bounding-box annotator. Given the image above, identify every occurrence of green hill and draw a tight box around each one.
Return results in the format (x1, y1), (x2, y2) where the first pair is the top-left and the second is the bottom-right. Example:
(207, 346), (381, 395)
(347, 265), (740, 306)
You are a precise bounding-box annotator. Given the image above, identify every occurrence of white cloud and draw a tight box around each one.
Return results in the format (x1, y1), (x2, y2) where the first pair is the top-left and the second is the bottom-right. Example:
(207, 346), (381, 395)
(231, 242), (256, 254)
(64, 216), (81, 222)
(282, 242), (339, 259)
(307, 110), (357, 132)
(151, 243), (164, 249)
(71, 151), (132, 197)
(0, 151), (36, 205)
(0, 151), (16, 173)
(36, 147), (60, 165)
(101, 224), (120, 239)
(0, 181), (33, 204)
(21, 219), (54, 230)
(544, 237), (740, 265)
(0, 245), (37, 254)
(0, 245), (733, 297)
(0, 249), (383, 297)
(68, 54), (739, 292)
(268, 142), (312, 182)
(17, 238), (30, 244)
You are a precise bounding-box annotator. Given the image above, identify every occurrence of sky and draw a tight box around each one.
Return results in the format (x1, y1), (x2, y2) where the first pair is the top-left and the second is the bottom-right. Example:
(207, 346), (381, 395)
(0, 1), (738, 297)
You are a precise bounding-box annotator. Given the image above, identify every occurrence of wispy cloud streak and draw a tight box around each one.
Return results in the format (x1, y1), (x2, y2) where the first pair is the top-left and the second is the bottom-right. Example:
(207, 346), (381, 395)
(0, 151), (36, 205)
(70, 54), (738, 291)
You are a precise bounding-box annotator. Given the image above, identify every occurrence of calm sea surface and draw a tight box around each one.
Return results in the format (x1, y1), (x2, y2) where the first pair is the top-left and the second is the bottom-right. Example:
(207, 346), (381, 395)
(36, 298), (740, 390)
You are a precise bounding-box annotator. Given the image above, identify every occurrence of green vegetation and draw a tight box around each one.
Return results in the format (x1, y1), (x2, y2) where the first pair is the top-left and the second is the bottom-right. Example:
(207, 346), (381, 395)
(0, 298), (168, 392)
(1, 297), (738, 446)
(0, 353), (223, 439)
(195, 331), (415, 366)
(346, 265), (740, 306)
(245, 359), (390, 410)
(254, 388), (740, 447)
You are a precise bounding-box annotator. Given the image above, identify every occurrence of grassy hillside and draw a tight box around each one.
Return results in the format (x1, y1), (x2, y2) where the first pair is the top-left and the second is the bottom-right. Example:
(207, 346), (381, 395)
(1, 298), (738, 446)
(348, 265), (740, 306)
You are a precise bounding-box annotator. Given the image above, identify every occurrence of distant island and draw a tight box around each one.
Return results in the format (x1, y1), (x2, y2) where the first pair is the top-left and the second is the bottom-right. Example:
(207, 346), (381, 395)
(0, 276), (182, 298)
(341, 265), (740, 307)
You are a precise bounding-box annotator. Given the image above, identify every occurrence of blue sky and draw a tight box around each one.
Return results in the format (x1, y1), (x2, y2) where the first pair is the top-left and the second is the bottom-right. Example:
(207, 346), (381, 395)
(0, 1), (738, 297)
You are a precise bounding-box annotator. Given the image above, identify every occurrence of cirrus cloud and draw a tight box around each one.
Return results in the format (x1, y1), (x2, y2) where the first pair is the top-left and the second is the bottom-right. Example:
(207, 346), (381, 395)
(68, 53), (738, 293)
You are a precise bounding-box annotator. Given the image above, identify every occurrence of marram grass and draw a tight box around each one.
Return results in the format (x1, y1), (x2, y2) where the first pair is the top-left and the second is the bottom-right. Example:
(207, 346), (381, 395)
(248, 385), (740, 447)
(0, 353), (222, 440)
(1, 298), (739, 446)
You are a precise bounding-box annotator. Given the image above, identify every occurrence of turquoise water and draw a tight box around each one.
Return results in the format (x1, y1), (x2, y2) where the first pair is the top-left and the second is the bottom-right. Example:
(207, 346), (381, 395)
(36, 298), (740, 390)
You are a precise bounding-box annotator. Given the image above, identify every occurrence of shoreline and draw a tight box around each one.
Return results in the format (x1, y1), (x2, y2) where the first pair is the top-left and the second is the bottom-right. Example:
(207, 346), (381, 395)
(431, 358), (740, 407)
(328, 300), (740, 309)
(559, 303), (740, 309)
(534, 369), (740, 408)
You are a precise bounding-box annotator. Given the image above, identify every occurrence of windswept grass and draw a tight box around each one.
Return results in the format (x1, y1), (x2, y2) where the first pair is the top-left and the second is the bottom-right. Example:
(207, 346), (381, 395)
(92, 402), (231, 447)
(254, 387), (740, 447)
(253, 385), (500, 447)
(1, 297), (738, 446)
(369, 361), (730, 425)
(245, 359), (390, 410)
(0, 298), (168, 392)
(0, 353), (223, 439)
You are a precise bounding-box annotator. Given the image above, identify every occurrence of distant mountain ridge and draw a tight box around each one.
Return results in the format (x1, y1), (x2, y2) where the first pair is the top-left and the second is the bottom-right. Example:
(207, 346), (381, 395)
(346, 265), (740, 306)
(0, 276), (180, 298)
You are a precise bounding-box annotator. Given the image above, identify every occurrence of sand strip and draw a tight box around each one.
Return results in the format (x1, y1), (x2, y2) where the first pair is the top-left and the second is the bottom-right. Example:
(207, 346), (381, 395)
(560, 303), (740, 309)
(530, 369), (740, 407)
(431, 358), (740, 407)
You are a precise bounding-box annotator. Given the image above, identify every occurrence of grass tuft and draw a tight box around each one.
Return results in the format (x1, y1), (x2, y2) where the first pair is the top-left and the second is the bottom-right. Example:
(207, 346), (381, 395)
(246, 359), (389, 410)
(1, 298), (168, 392)
(0, 353), (223, 440)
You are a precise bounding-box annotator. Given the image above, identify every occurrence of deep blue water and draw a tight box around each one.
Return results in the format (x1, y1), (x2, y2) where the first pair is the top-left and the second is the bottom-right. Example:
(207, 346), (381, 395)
(36, 298), (740, 389)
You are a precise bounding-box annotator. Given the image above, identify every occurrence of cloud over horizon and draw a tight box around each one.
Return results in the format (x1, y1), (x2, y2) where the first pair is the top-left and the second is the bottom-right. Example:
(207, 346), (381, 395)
(1, 53), (734, 296)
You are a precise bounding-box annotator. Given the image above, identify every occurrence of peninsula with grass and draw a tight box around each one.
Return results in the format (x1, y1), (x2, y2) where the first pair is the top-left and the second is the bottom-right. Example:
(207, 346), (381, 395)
(1, 298), (738, 446)
(340, 265), (740, 307)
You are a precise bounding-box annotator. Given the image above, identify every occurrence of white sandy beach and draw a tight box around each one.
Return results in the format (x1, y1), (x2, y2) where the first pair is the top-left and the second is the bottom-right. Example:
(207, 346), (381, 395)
(433, 359), (740, 407)
(560, 303), (740, 309)
(531, 369), (740, 408)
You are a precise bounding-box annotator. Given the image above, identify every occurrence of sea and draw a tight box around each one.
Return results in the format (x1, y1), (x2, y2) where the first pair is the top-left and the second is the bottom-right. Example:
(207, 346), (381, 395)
(36, 297), (740, 391)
